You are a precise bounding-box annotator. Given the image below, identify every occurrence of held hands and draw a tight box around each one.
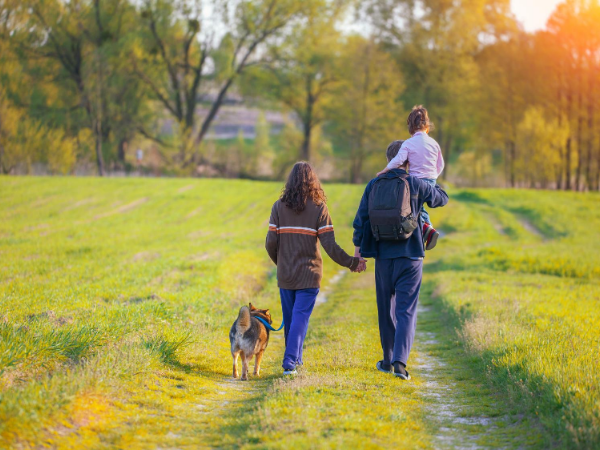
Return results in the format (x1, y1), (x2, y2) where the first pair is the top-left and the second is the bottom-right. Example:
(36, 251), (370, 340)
(354, 258), (367, 273)
(352, 246), (367, 273)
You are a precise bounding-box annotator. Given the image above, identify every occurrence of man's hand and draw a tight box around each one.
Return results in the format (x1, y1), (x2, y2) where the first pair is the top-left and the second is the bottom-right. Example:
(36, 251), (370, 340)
(352, 247), (367, 272)
(355, 257), (367, 273)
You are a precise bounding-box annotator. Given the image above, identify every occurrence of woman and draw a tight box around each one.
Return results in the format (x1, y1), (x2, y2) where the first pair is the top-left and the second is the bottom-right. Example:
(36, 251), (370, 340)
(265, 162), (366, 375)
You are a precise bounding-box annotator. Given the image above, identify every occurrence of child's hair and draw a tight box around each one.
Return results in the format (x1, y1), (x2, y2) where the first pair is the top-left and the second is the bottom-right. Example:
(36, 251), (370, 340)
(386, 140), (405, 162)
(407, 105), (434, 135)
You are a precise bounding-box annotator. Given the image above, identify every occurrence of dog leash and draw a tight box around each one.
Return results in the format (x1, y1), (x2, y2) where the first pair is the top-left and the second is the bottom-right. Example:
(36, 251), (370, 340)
(254, 316), (285, 331)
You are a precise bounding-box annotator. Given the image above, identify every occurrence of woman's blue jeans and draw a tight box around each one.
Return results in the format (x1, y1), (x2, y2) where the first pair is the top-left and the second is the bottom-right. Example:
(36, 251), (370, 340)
(280, 288), (319, 370)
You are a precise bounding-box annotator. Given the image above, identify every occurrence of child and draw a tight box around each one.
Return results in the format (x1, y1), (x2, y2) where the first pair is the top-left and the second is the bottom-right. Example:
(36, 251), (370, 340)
(376, 105), (444, 250)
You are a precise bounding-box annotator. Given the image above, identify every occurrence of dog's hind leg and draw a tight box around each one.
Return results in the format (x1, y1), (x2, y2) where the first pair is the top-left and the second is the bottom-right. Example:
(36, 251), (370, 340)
(232, 350), (240, 378)
(254, 350), (264, 376)
(241, 352), (249, 381)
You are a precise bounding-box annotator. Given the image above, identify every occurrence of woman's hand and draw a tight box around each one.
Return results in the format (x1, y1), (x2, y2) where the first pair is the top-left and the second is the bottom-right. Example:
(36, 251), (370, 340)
(355, 258), (367, 273)
(353, 247), (367, 272)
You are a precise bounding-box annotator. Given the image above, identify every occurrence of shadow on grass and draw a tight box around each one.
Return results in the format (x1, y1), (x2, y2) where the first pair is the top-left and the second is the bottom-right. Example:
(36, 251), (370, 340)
(506, 206), (565, 240)
(453, 191), (491, 205)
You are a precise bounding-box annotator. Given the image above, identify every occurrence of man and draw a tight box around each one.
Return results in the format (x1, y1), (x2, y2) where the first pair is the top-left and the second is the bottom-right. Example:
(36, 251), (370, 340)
(352, 140), (449, 380)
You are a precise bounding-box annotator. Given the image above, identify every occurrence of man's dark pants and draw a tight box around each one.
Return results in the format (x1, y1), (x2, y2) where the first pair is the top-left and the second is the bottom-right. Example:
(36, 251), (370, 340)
(375, 257), (423, 366)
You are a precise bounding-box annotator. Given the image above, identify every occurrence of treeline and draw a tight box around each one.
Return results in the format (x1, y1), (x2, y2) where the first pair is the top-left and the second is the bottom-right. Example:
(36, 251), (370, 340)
(0, 0), (599, 189)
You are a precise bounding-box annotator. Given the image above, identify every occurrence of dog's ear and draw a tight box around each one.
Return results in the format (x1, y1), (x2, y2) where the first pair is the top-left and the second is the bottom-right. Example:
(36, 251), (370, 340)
(265, 309), (270, 314)
(249, 302), (255, 310)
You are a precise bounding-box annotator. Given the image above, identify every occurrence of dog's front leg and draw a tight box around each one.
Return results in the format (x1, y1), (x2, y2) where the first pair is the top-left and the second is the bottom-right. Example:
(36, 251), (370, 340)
(241, 353), (249, 381)
(232, 351), (240, 378)
(254, 350), (264, 376)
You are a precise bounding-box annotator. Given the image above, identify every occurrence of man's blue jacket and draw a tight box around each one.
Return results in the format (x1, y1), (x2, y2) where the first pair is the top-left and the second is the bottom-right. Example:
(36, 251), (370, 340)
(352, 169), (449, 259)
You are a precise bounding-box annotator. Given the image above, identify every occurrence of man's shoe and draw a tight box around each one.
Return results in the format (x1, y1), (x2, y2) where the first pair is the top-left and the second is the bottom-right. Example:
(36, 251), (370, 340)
(283, 368), (297, 376)
(422, 223), (439, 250)
(393, 362), (411, 380)
(376, 361), (392, 373)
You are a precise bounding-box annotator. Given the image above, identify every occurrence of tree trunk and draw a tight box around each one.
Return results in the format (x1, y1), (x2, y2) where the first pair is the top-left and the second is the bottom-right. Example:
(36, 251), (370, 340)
(436, 116), (445, 180)
(194, 77), (235, 149)
(0, 143), (7, 174)
(301, 121), (312, 161)
(575, 64), (584, 191)
(504, 142), (510, 188)
(597, 151), (600, 191)
(95, 123), (105, 177)
(556, 143), (564, 190)
(117, 137), (127, 166)
(350, 143), (364, 184)
(95, 46), (105, 177)
(565, 88), (573, 190)
(509, 140), (516, 188)
(565, 137), (572, 190)
(556, 84), (563, 190)
(586, 66), (595, 190)
(443, 135), (452, 180)
(300, 75), (315, 162)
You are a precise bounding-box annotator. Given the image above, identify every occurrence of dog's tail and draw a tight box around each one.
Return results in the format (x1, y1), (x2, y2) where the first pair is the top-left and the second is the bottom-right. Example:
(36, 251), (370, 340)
(236, 306), (251, 334)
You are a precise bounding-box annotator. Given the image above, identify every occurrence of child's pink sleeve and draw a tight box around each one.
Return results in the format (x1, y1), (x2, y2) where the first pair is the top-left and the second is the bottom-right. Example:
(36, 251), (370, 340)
(386, 144), (409, 170)
(436, 144), (445, 176)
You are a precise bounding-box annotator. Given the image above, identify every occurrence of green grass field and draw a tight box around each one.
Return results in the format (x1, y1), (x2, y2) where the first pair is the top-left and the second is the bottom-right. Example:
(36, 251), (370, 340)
(1, 177), (599, 449)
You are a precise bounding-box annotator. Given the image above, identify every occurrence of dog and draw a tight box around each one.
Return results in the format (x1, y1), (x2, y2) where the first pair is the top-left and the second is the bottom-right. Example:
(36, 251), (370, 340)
(229, 303), (272, 380)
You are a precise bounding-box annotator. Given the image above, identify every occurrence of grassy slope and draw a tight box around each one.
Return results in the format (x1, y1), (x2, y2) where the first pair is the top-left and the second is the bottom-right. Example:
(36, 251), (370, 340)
(0, 177), (598, 449)
(430, 189), (600, 448)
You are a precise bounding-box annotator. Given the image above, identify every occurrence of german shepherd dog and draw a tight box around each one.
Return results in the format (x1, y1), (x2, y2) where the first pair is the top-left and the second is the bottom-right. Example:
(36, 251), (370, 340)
(229, 303), (272, 380)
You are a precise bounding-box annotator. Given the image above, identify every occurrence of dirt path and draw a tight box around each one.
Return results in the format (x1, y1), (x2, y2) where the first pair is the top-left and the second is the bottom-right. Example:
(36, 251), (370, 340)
(414, 304), (506, 450)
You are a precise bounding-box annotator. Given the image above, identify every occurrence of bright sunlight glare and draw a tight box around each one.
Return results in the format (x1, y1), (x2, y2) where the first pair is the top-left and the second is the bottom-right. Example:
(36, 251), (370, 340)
(511, 0), (565, 31)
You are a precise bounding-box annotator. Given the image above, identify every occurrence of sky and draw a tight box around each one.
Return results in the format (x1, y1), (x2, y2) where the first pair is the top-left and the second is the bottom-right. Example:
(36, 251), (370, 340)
(511, 0), (564, 31)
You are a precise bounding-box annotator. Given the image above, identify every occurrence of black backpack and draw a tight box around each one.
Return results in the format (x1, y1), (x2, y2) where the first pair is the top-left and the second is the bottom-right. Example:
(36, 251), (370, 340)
(368, 174), (418, 241)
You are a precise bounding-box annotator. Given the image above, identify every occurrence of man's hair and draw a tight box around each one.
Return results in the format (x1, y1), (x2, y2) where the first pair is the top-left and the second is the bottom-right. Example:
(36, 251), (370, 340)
(386, 140), (405, 162)
(407, 105), (434, 135)
(281, 161), (326, 214)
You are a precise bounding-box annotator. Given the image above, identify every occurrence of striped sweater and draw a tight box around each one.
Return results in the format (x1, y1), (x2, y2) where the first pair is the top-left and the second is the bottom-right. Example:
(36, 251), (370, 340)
(265, 198), (360, 290)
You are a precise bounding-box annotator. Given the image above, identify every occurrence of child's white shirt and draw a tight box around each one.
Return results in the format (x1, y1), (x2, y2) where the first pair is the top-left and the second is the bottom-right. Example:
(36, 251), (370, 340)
(386, 131), (445, 179)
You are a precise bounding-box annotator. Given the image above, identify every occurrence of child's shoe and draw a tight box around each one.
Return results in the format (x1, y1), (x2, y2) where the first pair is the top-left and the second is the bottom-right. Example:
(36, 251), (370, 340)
(422, 223), (439, 250)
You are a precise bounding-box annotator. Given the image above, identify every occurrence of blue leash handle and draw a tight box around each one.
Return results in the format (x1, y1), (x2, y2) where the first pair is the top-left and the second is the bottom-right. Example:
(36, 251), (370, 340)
(254, 315), (285, 331)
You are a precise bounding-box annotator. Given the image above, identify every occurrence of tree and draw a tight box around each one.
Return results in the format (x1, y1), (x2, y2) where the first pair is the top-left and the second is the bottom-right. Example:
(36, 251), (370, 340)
(12, 0), (146, 175)
(516, 107), (570, 188)
(242, 0), (346, 162)
(133, 0), (303, 169)
(476, 34), (532, 187)
(546, 0), (600, 190)
(327, 36), (404, 183)
(363, 0), (515, 178)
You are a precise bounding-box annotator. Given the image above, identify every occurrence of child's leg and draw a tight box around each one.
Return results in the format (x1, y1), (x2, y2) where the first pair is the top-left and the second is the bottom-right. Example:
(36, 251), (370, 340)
(420, 207), (431, 225)
(420, 178), (437, 227)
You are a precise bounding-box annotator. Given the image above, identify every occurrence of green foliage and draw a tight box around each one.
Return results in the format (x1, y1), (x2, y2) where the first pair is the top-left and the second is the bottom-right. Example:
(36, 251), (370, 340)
(516, 107), (570, 187)
(2, 0), (600, 187)
(0, 89), (77, 174)
(272, 120), (304, 179)
(327, 35), (405, 182)
(254, 112), (275, 177)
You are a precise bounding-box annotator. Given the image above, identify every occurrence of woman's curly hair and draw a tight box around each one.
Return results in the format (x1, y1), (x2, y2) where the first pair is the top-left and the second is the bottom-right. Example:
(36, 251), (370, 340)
(281, 162), (326, 214)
